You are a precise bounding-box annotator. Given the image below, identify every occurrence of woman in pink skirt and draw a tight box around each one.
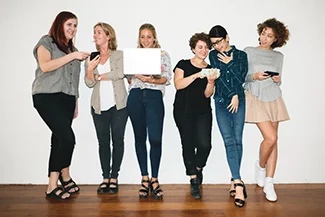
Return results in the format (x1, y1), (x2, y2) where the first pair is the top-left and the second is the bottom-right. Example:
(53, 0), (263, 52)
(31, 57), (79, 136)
(244, 18), (290, 202)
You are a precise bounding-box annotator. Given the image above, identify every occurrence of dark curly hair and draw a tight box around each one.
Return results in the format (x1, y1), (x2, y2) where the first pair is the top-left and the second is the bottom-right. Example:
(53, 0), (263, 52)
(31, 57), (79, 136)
(257, 18), (290, 48)
(189, 32), (212, 53)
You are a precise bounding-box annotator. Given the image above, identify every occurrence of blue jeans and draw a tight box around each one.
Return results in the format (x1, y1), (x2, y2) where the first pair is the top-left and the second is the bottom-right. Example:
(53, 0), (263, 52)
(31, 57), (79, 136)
(127, 88), (165, 178)
(91, 106), (128, 179)
(214, 96), (245, 180)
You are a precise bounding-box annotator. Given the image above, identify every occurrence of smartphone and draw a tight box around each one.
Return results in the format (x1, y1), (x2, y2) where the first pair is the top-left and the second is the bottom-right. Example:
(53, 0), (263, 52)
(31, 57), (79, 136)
(90, 51), (100, 61)
(264, 71), (279, 77)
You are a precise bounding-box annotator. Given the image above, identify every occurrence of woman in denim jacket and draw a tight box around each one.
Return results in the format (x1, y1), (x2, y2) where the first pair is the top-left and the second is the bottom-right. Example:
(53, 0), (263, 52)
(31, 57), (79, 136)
(209, 25), (248, 207)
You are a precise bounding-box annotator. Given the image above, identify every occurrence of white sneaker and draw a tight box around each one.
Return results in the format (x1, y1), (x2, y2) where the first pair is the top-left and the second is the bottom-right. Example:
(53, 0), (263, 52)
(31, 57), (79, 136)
(263, 177), (277, 202)
(255, 160), (266, 187)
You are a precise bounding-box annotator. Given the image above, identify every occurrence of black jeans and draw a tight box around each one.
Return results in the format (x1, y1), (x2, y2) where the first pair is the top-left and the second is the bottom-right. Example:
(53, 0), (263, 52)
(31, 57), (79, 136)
(91, 106), (128, 179)
(174, 109), (212, 176)
(33, 93), (76, 177)
(127, 88), (165, 178)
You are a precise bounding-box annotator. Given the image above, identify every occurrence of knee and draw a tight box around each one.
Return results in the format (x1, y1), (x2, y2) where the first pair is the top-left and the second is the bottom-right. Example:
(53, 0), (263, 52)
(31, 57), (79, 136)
(149, 139), (161, 148)
(265, 135), (278, 147)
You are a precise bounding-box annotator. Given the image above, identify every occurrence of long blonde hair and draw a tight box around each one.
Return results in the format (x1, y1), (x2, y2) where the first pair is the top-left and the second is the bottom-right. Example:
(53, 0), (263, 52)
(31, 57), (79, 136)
(137, 23), (161, 48)
(94, 22), (117, 51)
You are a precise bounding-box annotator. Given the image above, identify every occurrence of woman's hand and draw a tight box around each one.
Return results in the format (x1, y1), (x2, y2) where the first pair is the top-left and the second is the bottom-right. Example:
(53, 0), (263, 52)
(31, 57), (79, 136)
(227, 95), (239, 113)
(272, 75), (281, 83)
(135, 74), (153, 83)
(217, 52), (233, 64)
(206, 69), (220, 83)
(87, 55), (100, 71)
(73, 100), (78, 119)
(253, 71), (270, 80)
(73, 51), (90, 61)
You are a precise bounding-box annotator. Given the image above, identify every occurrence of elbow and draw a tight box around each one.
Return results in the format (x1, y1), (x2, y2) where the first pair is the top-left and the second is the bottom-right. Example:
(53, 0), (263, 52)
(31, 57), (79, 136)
(39, 65), (50, 73)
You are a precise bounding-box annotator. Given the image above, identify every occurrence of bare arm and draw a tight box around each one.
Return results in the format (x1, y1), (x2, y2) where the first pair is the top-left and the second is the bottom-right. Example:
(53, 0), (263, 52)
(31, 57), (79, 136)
(37, 45), (89, 72)
(174, 67), (200, 90)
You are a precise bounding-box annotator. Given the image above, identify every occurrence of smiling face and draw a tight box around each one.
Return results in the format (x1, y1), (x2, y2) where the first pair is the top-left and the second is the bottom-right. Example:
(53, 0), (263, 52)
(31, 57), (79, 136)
(259, 27), (277, 49)
(193, 40), (210, 60)
(139, 29), (155, 48)
(93, 25), (110, 47)
(210, 35), (230, 53)
(63, 18), (78, 41)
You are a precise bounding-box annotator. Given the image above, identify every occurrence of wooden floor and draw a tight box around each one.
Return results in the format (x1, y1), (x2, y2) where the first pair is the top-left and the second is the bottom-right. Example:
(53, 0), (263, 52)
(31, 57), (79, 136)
(0, 184), (324, 217)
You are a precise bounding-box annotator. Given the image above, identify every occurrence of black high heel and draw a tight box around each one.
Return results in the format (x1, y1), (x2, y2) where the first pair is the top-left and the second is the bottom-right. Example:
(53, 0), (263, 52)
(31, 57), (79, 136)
(234, 181), (247, 208)
(138, 179), (150, 198)
(150, 179), (164, 200)
(229, 178), (236, 197)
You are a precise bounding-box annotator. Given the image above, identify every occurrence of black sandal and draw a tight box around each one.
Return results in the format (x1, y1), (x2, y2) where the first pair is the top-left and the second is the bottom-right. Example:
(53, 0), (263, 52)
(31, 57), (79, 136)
(150, 179), (164, 200)
(45, 186), (70, 200)
(59, 174), (80, 194)
(229, 178), (236, 197)
(97, 182), (110, 194)
(139, 179), (150, 198)
(234, 182), (247, 208)
(108, 180), (118, 194)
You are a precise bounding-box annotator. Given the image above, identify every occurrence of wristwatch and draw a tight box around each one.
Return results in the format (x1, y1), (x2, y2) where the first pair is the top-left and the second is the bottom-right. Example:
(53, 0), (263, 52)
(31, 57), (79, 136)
(97, 75), (102, 81)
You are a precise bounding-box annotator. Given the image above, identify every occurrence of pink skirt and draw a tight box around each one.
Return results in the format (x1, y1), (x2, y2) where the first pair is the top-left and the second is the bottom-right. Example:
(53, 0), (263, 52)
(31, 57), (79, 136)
(245, 91), (290, 123)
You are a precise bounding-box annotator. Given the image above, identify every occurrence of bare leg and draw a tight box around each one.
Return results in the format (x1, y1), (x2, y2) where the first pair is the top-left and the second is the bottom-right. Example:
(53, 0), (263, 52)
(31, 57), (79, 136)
(256, 121), (277, 167)
(266, 122), (279, 177)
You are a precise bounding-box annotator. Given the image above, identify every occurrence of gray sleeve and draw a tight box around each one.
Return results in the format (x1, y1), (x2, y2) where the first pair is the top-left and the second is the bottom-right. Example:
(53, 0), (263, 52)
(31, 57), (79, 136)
(33, 35), (53, 60)
(84, 60), (96, 88)
(277, 53), (284, 86)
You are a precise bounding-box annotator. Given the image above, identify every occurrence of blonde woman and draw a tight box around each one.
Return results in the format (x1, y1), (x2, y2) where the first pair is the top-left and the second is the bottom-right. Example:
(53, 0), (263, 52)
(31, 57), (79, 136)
(127, 23), (171, 199)
(85, 23), (128, 194)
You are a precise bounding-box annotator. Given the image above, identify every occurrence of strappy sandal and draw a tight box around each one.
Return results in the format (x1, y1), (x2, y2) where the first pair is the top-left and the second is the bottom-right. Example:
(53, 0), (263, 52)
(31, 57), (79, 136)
(45, 186), (70, 200)
(150, 179), (164, 200)
(234, 182), (248, 208)
(229, 178), (236, 197)
(97, 182), (110, 194)
(59, 174), (80, 194)
(139, 179), (150, 198)
(108, 180), (118, 194)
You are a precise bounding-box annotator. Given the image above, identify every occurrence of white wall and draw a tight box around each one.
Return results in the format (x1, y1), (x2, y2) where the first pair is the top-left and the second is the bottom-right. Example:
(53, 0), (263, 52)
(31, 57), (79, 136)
(1, 0), (324, 184)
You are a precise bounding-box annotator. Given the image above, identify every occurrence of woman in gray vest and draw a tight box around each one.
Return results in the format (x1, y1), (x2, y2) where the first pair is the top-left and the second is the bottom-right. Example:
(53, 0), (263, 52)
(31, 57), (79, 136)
(244, 18), (290, 202)
(32, 11), (89, 200)
(85, 22), (128, 194)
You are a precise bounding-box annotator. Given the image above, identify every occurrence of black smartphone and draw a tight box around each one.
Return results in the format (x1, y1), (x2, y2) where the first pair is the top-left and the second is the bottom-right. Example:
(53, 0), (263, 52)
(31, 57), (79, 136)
(90, 51), (100, 61)
(264, 71), (279, 77)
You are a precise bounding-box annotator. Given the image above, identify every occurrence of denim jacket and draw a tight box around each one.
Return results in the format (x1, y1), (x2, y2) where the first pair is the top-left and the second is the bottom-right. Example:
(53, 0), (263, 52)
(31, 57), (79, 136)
(209, 45), (248, 106)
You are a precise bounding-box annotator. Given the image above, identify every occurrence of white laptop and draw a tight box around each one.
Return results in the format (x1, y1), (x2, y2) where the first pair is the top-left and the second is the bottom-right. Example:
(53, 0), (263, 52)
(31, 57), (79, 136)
(123, 48), (161, 75)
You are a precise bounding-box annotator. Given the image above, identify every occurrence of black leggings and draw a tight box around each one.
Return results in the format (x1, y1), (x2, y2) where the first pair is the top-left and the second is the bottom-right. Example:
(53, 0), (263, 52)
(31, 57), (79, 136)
(33, 92), (76, 177)
(174, 109), (212, 176)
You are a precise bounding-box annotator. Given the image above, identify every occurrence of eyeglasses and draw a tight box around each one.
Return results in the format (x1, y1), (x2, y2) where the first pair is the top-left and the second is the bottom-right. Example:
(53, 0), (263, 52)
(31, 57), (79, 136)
(211, 38), (224, 47)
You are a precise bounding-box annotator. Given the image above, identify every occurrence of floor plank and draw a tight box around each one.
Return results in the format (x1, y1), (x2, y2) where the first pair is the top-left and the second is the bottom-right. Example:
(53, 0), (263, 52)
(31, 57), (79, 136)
(0, 184), (324, 217)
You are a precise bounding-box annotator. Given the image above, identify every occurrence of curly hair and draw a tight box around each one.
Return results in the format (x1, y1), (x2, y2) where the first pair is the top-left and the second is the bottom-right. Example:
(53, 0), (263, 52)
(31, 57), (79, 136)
(257, 18), (290, 48)
(189, 32), (212, 52)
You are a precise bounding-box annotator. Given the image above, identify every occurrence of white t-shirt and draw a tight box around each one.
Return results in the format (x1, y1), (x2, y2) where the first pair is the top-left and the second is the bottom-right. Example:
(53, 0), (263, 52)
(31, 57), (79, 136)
(97, 59), (115, 111)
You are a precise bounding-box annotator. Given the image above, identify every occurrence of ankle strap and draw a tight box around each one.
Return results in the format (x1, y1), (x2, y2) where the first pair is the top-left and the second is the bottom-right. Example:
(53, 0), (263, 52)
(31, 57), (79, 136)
(234, 183), (245, 188)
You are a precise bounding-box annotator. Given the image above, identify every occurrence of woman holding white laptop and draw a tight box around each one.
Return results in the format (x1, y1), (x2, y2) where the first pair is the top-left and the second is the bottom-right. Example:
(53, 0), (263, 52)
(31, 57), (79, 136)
(127, 23), (172, 200)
